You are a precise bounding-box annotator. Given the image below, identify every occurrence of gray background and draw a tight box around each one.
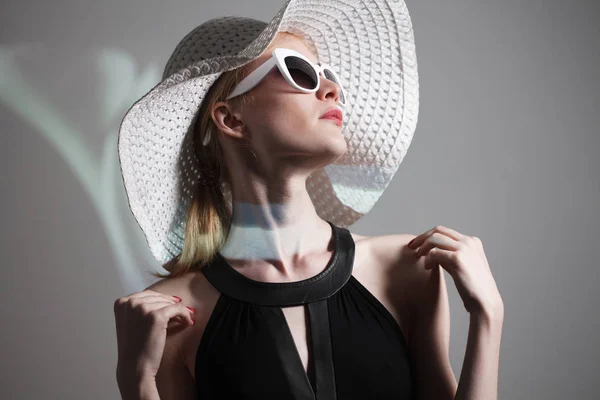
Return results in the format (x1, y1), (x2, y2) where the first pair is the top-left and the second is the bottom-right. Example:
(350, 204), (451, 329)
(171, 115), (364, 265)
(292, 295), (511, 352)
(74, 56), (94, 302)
(2, 0), (599, 398)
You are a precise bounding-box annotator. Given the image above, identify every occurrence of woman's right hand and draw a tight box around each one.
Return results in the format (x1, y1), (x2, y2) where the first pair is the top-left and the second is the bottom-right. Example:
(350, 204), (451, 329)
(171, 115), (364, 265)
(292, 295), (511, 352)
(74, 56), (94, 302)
(113, 290), (196, 382)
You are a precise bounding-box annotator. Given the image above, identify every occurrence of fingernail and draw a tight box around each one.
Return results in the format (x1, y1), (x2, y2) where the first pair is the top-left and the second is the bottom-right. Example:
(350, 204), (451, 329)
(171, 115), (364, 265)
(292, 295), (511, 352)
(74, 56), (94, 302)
(173, 295), (182, 302)
(186, 306), (196, 313)
(408, 239), (415, 247)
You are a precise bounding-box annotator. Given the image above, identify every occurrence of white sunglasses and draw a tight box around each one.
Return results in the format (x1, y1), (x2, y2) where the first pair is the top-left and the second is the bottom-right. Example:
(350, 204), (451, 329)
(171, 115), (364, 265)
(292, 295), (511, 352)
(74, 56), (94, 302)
(226, 47), (347, 106)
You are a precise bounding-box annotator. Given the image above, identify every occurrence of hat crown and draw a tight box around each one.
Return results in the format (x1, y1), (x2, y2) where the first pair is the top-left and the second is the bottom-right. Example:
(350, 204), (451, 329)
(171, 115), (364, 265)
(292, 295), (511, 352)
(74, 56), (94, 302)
(162, 16), (268, 80)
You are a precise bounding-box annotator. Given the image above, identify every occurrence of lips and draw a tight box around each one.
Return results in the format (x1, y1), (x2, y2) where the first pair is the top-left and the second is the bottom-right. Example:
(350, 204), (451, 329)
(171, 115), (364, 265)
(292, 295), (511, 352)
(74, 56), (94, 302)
(320, 107), (343, 123)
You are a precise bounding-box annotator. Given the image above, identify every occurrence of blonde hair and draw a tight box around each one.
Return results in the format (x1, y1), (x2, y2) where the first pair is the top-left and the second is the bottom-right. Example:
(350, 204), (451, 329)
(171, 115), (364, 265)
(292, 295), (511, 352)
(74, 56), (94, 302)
(152, 32), (308, 279)
(150, 65), (253, 279)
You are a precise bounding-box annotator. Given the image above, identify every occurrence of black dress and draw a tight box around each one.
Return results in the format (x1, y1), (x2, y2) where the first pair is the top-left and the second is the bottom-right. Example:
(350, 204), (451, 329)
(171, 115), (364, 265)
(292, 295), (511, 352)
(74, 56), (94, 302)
(196, 220), (415, 399)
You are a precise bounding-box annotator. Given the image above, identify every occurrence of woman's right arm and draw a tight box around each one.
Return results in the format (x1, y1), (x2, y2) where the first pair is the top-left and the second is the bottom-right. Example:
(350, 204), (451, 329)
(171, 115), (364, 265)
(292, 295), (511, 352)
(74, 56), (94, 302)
(114, 290), (197, 400)
(117, 347), (197, 400)
(116, 374), (160, 400)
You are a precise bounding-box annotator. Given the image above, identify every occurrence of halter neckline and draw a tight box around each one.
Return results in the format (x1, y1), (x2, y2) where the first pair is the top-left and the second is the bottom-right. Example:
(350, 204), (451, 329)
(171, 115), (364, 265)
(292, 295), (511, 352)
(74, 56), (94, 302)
(202, 220), (355, 306)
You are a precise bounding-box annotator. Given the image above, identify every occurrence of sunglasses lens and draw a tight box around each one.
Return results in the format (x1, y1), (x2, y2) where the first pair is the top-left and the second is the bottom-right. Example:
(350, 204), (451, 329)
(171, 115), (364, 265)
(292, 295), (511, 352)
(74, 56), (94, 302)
(284, 56), (318, 90)
(283, 55), (346, 105)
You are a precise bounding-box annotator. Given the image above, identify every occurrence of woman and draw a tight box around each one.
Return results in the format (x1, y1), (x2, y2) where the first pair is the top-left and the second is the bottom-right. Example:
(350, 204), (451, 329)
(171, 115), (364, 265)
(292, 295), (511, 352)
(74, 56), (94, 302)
(114, 1), (504, 399)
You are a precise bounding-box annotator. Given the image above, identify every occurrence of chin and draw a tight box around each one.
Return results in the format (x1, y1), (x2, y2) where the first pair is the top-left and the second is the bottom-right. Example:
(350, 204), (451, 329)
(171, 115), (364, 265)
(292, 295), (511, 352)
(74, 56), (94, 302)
(325, 136), (348, 161)
(333, 132), (348, 153)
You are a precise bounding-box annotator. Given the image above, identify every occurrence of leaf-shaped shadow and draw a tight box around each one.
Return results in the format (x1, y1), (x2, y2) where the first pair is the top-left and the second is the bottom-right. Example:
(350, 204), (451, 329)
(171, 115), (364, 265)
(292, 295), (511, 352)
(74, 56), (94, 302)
(0, 43), (162, 292)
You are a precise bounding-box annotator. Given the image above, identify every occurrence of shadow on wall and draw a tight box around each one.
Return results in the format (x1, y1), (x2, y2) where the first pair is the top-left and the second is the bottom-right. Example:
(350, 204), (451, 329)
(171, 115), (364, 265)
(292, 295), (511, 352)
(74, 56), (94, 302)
(0, 42), (163, 293)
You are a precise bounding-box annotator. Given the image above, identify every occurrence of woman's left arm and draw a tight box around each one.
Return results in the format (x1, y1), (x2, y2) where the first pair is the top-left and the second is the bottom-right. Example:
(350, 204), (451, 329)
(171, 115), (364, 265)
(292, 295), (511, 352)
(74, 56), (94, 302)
(407, 225), (504, 400)
(456, 306), (504, 400)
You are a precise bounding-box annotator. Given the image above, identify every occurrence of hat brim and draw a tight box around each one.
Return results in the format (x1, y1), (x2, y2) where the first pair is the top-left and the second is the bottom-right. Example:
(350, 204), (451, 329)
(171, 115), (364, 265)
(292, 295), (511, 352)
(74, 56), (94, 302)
(118, 0), (419, 263)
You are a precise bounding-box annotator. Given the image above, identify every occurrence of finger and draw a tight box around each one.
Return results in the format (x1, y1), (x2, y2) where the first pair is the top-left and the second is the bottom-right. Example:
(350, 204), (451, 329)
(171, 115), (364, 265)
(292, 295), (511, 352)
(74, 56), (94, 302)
(120, 296), (179, 312)
(423, 247), (456, 272)
(131, 302), (195, 327)
(408, 227), (437, 249)
(137, 303), (194, 327)
(409, 225), (465, 249)
(155, 303), (195, 326)
(435, 226), (465, 241)
(167, 314), (188, 328)
(168, 305), (197, 327)
(118, 291), (182, 305)
(124, 289), (183, 301)
(423, 253), (440, 271)
(137, 301), (183, 315)
(416, 233), (460, 257)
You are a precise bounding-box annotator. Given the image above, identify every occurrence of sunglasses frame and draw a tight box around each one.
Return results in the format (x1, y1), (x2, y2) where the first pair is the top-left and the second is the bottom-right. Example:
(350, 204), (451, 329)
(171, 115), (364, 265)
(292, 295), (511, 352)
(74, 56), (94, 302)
(225, 47), (346, 106)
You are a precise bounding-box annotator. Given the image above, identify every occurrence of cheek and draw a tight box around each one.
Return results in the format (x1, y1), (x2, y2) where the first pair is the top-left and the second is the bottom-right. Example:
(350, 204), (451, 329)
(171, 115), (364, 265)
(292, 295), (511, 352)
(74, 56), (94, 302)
(260, 100), (313, 135)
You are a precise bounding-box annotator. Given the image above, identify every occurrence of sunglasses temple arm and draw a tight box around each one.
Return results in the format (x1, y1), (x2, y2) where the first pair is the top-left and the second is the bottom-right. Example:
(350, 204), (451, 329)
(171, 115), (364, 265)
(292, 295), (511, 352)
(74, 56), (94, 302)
(226, 57), (278, 100)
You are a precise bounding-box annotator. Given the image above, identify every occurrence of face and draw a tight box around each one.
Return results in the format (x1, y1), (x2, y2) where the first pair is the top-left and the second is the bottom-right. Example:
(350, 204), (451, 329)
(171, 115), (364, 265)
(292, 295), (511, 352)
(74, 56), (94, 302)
(211, 32), (347, 176)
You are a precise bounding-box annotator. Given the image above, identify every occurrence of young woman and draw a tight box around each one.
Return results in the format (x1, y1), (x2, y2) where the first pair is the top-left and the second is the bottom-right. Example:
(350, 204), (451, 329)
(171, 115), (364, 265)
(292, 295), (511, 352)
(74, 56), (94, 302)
(113, 1), (504, 399)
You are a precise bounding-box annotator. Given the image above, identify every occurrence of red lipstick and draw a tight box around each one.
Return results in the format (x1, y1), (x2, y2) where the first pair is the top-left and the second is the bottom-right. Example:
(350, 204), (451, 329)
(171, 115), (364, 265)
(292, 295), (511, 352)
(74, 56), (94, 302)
(320, 107), (343, 125)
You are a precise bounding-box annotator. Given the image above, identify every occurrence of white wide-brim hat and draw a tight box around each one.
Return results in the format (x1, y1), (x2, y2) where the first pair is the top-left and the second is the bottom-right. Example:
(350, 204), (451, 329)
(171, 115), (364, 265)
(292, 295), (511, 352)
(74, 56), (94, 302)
(118, 0), (420, 264)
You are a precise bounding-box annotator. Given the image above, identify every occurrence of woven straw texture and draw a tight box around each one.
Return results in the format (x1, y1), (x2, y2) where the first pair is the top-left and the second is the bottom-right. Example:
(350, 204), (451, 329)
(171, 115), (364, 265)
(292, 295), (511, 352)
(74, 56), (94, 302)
(118, 0), (419, 264)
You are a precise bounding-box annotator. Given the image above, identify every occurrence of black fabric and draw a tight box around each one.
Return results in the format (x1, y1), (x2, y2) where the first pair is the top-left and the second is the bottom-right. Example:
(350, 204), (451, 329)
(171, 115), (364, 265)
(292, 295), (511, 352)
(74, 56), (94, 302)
(196, 221), (415, 399)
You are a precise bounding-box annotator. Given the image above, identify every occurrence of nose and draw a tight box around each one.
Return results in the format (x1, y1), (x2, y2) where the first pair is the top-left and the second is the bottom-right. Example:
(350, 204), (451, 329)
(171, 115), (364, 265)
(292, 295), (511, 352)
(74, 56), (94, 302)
(318, 71), (343, 105)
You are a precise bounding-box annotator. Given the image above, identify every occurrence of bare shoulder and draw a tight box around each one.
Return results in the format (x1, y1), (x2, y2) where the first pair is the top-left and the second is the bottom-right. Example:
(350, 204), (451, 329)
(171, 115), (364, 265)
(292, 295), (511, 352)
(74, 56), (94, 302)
(145, 268), (221, 382)
(362, 232), (423, 295)
(373, 232), (434, 275)
(348, 230), (443, 344)
(367, 232), (444, 303)
(145, 267), (219, 307)
(350, 230), (419, 281)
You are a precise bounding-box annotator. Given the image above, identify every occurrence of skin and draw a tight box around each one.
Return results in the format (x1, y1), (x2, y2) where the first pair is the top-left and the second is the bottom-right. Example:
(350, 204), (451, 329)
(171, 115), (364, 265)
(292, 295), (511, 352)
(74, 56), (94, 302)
(208, 32), (347, 282)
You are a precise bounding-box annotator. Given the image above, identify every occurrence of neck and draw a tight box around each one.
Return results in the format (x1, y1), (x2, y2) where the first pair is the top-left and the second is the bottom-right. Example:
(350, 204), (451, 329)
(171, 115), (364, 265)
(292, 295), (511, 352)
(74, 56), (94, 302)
(219, 193), (333, 279)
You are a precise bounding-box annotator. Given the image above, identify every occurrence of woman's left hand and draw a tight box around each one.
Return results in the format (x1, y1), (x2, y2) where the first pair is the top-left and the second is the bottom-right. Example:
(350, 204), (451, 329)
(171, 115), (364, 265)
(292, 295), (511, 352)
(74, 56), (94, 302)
(407, 225), (503, 317)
